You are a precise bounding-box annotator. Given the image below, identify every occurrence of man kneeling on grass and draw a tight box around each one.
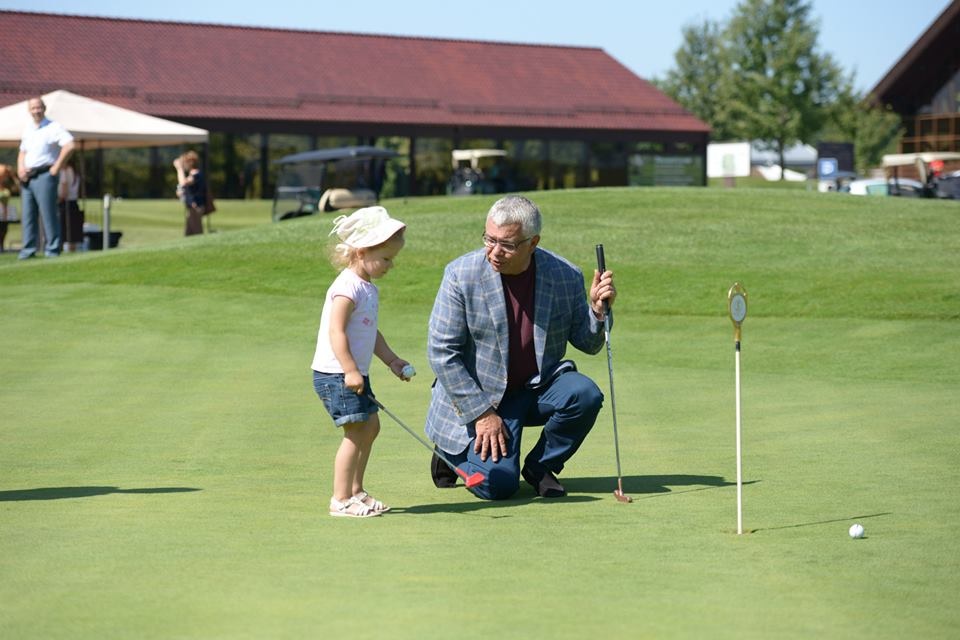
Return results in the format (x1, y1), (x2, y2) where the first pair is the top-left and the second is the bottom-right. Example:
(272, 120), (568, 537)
(425, 195), (617, 499)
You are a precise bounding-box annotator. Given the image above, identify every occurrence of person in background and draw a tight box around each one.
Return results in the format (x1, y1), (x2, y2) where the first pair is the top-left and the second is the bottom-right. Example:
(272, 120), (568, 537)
(17, 96), (75, 259)
(425, 194), (617, 500)
(173, 150), (205, 236)
(0, 164), (17, 253)
(927, 159), (945, 197)
(58, 156), (83, 252)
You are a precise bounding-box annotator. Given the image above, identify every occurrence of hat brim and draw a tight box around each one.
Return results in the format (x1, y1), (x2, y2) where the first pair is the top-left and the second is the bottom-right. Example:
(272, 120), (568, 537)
(350, 219), (406, 248)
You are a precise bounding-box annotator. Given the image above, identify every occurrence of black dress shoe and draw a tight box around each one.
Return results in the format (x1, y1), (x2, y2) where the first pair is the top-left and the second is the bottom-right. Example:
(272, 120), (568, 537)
(431, 449), (459, 488)
(521, 463), (566, 498)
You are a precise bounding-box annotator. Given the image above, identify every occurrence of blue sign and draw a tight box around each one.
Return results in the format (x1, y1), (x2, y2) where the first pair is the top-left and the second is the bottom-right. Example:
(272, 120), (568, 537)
(818, 157), (838, 178)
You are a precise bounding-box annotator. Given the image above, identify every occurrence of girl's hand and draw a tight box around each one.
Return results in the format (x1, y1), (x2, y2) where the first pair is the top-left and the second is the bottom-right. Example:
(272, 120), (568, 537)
(389, 358), (413, 381)
(343, 370), (365, 394)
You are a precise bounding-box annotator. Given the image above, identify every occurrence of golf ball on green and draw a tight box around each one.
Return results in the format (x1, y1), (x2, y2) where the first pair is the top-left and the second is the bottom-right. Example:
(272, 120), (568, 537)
(849, 523), (865, 539)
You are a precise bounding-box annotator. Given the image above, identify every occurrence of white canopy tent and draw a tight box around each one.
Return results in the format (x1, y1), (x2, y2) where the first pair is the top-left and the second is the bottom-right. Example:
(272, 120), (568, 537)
(0, 90), (208, 248)
(0, 89), (208, 148)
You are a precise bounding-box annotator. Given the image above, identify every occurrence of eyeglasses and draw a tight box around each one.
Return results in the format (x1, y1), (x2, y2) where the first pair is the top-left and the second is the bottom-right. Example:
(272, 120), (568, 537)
(482, 234), (532, 253)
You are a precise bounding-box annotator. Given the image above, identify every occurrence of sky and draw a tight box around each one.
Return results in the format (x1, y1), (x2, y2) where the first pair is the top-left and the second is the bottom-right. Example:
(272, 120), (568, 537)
(0, 0), (952, 93)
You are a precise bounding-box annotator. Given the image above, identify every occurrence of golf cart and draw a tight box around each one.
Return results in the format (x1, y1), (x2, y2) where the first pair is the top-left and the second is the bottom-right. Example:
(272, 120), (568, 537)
(881, 151), (960, 199)
(272, 146), (399, 221)
(447, 149), (508, 196)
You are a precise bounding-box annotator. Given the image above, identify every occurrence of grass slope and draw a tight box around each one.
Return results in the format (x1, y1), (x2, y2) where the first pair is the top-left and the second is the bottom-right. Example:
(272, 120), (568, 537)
(1, 188), (958, 639)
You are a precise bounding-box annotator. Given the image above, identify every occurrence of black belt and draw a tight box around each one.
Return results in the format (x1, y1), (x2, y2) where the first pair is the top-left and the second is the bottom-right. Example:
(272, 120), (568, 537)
(23, 165), (52, 186)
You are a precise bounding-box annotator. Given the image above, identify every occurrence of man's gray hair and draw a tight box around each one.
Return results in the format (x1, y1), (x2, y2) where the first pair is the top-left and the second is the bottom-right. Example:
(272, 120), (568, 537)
(487, 195), (542, 237)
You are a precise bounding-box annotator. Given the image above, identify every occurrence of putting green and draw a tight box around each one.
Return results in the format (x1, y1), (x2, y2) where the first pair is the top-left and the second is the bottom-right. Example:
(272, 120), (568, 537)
(1, 188), (958, 638)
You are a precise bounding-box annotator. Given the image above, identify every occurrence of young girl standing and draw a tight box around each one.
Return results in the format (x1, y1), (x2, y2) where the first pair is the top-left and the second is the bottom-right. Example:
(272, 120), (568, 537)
(312, 206), (412, 518)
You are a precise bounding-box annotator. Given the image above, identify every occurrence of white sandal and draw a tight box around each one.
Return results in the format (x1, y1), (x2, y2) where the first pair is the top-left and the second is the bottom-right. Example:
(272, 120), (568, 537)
(329, 496), (380, 518)
(354, 491), (390, 513)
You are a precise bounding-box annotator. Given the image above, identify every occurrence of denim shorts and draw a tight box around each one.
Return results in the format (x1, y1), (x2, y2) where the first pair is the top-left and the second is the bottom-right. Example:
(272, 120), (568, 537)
(313, 371), (378, 427)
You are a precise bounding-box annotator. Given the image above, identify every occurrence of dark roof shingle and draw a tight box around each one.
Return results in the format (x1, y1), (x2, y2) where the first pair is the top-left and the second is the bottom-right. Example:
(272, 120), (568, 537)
(870, 0), (960, 113)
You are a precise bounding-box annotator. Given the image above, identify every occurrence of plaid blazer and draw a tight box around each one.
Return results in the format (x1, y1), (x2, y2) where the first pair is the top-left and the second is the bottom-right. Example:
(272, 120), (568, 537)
(425, 247), (606, 454)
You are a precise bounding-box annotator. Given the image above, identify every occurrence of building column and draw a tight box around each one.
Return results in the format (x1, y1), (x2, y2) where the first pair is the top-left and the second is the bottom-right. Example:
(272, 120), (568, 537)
(260, 134), (271, 199)
(408, 137), (417, 197)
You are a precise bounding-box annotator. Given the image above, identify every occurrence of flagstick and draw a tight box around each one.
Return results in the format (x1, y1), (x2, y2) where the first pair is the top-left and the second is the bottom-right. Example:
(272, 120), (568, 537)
(728, 282), (748, 536)
(735, 330), (743, 535)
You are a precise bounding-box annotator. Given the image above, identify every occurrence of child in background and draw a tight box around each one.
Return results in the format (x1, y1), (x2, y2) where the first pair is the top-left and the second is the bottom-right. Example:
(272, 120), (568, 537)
(312, 206), (412, 518)
(58, 156), (83, 252)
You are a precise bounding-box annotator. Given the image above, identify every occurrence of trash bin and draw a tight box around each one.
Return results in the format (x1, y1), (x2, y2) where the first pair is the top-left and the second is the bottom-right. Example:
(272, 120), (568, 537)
(82, 225), (122, 251)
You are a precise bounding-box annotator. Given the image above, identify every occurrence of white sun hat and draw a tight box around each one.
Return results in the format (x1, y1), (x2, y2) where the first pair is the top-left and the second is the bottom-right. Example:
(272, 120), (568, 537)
(330, 206), (406, 249)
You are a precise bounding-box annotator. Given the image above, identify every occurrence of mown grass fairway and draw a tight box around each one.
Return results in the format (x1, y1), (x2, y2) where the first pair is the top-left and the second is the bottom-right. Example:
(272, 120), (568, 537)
(2, 188), (958, 639)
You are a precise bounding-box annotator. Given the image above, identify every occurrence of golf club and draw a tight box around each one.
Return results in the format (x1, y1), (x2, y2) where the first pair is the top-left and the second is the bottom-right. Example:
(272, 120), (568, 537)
(367, 394), (485, 489)
(596, 244), (632, 503)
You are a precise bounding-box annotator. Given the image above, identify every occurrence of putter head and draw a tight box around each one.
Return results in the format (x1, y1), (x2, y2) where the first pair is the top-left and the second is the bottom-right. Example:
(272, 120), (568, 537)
(457, 470), (485, 488)
(614, 489), (633, 503)
(465, 473), (485, 488)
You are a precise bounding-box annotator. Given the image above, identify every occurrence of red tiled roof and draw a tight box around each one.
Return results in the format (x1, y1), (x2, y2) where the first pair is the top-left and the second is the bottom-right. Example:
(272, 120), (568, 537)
(0, 11), (709, 135)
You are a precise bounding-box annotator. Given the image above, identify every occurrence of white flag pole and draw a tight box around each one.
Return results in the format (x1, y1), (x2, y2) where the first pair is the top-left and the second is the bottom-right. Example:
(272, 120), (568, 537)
(728, 283), (748, 535)
(735, 335), (743, 535)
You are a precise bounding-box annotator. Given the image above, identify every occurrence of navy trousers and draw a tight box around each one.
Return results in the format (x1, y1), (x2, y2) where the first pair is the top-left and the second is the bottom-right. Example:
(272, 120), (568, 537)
(446, 371), (603, 500)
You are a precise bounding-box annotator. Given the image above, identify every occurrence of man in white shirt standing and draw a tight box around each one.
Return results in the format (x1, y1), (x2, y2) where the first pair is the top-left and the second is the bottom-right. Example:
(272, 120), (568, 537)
(17, 97), (75, 259)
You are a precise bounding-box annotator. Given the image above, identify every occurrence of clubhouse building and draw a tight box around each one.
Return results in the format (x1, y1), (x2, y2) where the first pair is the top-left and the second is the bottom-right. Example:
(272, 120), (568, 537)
(0, 11), (710, 199)
(870, 0), (960, 155)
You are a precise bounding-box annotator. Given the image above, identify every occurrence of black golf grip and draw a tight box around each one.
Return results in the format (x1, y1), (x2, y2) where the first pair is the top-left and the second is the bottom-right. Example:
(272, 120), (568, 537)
(595, 244), (609, 313)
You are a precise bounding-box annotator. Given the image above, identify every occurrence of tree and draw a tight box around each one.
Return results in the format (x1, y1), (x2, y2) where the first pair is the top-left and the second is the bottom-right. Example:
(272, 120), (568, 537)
(819, 73), (903, 174)
(719, 0), (843, 178)
(658, 0), (853, 178)
(655, 19), (733, 140)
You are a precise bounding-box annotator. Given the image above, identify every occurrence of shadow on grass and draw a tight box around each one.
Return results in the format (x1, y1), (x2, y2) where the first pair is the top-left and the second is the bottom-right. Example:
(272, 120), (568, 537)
(0, 486), (202, 501)
(391, 474), (747, 516)
(564, 474), (759, 499)
(563, 473), (759, 498)
(393, 493), (598, 516)
(751, 511), (893, 533)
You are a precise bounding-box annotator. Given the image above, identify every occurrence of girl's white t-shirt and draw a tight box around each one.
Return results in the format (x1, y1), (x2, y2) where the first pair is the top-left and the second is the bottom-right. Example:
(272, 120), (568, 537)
(311, 269), (379, 375)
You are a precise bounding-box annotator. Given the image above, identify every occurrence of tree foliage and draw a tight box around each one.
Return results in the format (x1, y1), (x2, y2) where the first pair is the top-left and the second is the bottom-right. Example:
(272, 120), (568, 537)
(720, 0), (843, 173)
(655, 20), (732, 140)
(820, 73), (903, 174)
(657, 0), (894, 176)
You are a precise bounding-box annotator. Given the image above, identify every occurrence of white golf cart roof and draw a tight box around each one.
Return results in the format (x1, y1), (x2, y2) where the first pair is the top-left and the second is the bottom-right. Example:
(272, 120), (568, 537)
(882, 152), (960, 183)
(452, 148), (507, 169)
(881, 152), (960, 167)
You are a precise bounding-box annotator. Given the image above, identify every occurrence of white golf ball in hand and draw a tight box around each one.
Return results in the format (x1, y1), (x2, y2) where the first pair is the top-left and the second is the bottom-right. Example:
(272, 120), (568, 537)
(848, 523), (865, 539)
(401, 364), (416, 379)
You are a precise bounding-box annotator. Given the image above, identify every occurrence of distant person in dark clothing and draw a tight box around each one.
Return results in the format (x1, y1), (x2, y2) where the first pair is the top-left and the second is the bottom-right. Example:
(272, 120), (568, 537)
(173, 150), (206, 236)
